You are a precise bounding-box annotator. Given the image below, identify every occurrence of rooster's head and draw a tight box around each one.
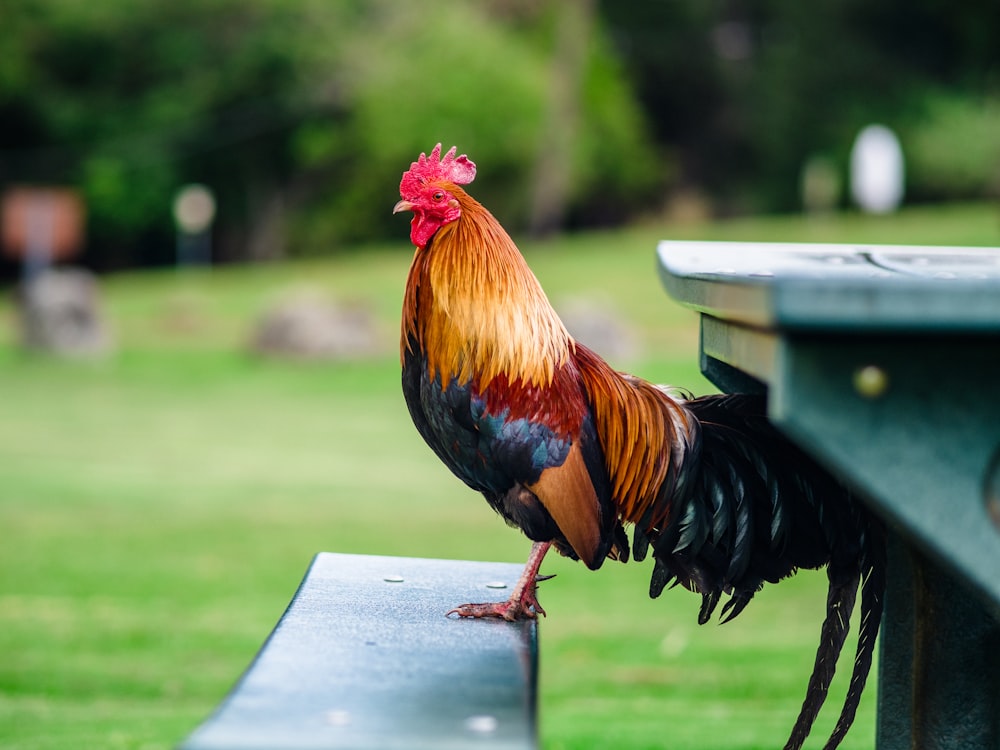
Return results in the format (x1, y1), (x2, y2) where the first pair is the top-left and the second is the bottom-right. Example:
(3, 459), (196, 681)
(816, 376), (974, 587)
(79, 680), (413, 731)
(394, 144), (476, 249)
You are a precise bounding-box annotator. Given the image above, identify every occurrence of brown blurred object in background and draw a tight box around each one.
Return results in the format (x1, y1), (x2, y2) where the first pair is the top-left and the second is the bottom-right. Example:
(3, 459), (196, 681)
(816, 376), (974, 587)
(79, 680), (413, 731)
(2, 186), (86, 272)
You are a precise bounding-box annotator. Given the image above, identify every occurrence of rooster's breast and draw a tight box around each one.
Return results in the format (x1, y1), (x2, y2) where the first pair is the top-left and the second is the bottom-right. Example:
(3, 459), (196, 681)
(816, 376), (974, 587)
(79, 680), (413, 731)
(401, 347), (573, 495)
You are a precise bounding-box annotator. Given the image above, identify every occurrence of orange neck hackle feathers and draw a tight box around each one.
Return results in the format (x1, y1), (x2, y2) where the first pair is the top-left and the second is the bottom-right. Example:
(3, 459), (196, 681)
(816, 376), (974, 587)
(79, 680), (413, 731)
(401, 185), (574, 391)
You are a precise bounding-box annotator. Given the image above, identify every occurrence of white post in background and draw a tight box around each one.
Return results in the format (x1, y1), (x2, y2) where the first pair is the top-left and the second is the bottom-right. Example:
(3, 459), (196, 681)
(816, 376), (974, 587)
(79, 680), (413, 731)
(850, 124), (905, 214)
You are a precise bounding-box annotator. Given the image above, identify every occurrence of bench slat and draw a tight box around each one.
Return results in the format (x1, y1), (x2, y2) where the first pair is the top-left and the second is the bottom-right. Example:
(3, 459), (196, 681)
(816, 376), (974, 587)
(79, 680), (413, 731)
(180, 553), (537, 750)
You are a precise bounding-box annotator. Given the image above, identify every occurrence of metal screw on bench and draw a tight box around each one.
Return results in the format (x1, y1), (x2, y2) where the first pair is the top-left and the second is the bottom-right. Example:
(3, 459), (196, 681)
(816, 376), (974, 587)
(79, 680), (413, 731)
(464, 714), (499, 734)
(853, 364), (889, 399)
(324, 709), (351, 727)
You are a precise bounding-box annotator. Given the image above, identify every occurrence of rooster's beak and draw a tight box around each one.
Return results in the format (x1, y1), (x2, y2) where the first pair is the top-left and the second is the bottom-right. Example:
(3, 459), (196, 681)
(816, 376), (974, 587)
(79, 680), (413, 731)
(393, 200), (414, 214)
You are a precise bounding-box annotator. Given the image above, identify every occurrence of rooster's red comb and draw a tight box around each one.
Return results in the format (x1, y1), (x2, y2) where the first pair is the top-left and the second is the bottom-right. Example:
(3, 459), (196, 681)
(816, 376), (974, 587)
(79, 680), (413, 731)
(400, 144), (476, 198)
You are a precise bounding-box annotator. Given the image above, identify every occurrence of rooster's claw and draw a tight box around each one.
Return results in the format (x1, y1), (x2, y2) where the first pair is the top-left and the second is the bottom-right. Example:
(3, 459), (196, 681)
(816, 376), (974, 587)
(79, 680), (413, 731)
(447, 597), (545, 621)
(447, 541), (553, 622)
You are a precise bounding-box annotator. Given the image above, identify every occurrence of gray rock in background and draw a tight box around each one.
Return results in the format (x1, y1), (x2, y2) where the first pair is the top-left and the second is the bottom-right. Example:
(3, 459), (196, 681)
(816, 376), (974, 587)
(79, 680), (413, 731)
(250, 291), (384, 361)
(18, 267), (114, 356)
(556, 295), (639, 364)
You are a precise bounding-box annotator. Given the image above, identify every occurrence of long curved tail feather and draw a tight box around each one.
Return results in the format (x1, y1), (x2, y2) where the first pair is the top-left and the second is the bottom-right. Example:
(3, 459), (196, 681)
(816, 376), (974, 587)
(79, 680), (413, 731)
(824, 524), (886, 750)
(784, 569), (859, 750)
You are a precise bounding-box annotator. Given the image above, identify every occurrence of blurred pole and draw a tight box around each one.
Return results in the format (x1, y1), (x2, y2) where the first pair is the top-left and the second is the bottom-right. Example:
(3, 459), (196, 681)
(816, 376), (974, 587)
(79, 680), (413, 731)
(800, 155), (841, 215)
(24, 192), (55, 281)
(173, 184), (216, 268)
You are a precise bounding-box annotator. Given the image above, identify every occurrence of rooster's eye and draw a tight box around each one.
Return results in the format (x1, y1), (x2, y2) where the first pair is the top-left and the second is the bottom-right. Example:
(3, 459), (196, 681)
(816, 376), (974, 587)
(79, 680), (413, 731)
(432, 192), (444, 201)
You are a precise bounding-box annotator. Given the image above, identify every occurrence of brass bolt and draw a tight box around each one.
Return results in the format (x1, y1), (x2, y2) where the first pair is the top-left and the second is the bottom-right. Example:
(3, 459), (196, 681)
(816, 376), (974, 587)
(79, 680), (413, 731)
(853, 365), (889, 399)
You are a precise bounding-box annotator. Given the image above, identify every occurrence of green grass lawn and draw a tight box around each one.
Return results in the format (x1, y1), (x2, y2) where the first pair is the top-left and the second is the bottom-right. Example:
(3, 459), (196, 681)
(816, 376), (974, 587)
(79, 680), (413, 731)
(1, 203), (997, 750)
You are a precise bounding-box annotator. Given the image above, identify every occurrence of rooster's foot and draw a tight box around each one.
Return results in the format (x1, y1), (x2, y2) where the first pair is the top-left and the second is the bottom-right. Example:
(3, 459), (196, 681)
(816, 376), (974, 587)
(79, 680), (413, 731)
(447, 589), (546, 621)
(447, 540), (554, 622)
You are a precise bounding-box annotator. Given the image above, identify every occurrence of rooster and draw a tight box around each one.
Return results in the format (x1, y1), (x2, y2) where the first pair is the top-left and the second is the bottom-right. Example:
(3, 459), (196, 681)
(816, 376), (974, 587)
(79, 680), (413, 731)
(394, 144), (885, 750)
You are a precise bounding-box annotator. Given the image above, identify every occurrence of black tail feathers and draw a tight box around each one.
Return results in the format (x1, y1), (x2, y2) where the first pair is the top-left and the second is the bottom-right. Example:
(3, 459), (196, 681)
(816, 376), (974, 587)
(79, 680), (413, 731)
(641, 392), (886, 750)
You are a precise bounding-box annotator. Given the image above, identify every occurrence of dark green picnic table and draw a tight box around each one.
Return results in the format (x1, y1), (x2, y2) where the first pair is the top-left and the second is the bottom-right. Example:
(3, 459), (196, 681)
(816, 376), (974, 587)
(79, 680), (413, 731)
(658, 240), (1000, 750)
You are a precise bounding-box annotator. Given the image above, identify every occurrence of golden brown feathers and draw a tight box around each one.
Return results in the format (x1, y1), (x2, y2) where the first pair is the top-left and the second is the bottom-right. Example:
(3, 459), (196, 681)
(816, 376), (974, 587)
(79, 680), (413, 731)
(401, 185), (574, 390)
(573, 345), (695, 529)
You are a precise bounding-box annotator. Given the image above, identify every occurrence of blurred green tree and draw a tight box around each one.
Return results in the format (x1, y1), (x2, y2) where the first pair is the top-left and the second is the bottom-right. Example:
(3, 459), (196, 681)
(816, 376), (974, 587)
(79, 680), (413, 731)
(288, 0), (658, 252)
(0, 0), (658, 270)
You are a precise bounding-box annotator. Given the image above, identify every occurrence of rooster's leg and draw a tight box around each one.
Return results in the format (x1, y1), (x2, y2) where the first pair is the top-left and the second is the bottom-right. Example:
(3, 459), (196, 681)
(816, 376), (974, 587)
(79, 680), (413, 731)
(447, 540), (553, 621)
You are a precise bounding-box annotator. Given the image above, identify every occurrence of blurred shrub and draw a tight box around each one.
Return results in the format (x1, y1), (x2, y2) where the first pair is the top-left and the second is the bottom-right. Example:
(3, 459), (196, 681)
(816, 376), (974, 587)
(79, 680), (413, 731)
(904, 93), (1000, 200)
